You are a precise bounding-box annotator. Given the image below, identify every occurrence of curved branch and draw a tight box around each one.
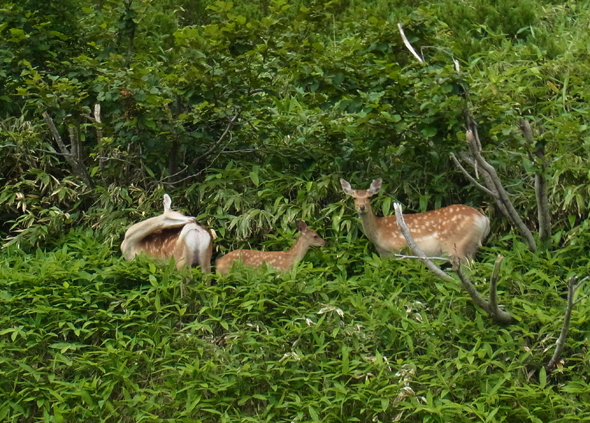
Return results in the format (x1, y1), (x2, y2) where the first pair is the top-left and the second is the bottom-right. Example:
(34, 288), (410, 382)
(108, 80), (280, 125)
(393, 203), (452, 280)
(397, 23), (424, 63)
(519, 119), (551, 244)
(546, 276), (586, 372)
(394, 203), (513, 324)
(466, 117), (536, 251)
(450, 153), (497, 197)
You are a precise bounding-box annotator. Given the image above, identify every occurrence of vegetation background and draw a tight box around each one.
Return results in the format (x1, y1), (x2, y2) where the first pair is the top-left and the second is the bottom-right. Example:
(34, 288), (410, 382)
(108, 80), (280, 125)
(1, 0), (590, 421)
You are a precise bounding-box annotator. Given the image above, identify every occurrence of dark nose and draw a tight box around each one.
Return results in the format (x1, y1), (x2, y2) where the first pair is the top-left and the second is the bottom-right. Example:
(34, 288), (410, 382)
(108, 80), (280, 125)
(359, 205), (366, 212)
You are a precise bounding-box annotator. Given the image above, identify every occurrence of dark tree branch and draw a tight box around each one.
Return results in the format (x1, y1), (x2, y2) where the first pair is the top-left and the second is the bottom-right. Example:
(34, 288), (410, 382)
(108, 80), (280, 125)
(191, 110), (241, 166)
(465, 116), (537, 252)
(546, 276), (587, 372)
(394, 203), (513, 324)
(519, 119), (551, 244)
(42, 112), (94, 188)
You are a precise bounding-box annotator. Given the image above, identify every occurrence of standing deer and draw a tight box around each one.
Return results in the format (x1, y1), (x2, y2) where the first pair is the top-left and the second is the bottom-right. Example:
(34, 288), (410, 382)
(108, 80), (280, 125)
(340, 178), (489, 261)
(121, 194), (213, 272)
(216, 221), (325, 274)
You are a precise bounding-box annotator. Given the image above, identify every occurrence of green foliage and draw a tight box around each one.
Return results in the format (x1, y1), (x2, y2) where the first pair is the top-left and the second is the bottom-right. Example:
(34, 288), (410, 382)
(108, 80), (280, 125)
(1, 232), (589, 421)
(2, 0), (590, 420)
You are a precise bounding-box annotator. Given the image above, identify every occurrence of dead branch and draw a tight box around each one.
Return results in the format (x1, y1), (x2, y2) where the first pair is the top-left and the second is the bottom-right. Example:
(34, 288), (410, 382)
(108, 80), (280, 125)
(93, 104), (105, 170)
(42, 111), (94, 188)
(457, 151), (511, 218)
(454, 256), (513, 324)
(546, 276), (587, 372)
(393, 203), (451, 279)
(397, 23), (424, 63)
(462, 116), (537, 252)
(519, 119), (551, 244)
(394, 253), (449, 261)
(394, 203), (513, 324)
(450, 153), (496, 197)
(488, 255), (503, 314)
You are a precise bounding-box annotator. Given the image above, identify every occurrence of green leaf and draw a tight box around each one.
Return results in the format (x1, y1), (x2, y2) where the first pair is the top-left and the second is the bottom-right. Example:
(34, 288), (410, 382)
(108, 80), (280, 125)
(539, 367), (546, 388)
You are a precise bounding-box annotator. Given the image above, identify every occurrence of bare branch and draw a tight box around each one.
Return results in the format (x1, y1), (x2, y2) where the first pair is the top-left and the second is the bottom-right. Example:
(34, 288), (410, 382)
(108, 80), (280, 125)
(519, 118), (551, 243)
(394, 203), (512, 323)
(546, 276), (585, 372)
(466, 117), (536, 251)
(397, 23), (424, 63)
(165, 132), (234, 186)
(488, 255), (504, 314)
(42, 111), (94, 188)
(191, 110), (241, 166)
(394, 253), (449, 261)
(393, 203), (452, 279)
(454, 259), (513, 324)
(93, 104), (106, 170)
(450, 153), (497, 197)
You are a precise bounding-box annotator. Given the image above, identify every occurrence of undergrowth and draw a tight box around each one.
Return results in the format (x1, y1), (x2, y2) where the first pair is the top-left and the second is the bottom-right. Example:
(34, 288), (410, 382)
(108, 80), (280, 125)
(1, 230), (589, 422)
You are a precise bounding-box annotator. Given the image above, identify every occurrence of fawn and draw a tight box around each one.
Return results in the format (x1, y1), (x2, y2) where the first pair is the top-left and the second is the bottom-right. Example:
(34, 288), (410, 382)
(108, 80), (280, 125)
(216, 220), (325, 274)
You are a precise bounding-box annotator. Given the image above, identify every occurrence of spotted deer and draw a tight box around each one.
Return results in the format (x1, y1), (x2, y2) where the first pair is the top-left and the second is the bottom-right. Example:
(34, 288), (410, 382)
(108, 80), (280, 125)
(340, 178), (489, 261)
(121, 194), (213, 272)
(216, 221), (325, 274)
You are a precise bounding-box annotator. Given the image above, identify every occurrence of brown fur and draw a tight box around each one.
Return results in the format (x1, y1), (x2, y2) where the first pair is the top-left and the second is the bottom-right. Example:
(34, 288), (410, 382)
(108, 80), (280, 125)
(341, 178), (489, 261)
(216, 221), (325, 274)
(121, 194), (213, 272)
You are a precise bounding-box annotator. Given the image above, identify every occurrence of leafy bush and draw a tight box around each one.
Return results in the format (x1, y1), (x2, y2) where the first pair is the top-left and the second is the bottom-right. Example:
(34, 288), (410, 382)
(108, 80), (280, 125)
(2, 0), (590, 421)
(1, 231), (589, 421)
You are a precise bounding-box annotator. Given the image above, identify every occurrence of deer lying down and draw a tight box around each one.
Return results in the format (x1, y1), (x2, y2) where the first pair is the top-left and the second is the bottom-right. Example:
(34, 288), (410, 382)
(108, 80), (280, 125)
(341, 178), (489, 262)
(216, 221), (325, 274)
(121, 194), (213, 272)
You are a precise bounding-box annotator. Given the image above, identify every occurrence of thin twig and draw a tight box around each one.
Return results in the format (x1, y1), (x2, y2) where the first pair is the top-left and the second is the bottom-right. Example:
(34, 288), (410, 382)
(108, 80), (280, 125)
(164, 133), (234, 186)
(191, 110), (241, 165)
(450, 153), (497, 197)
(158, 165), (189, 182)
(394, 253), (449, 261)
(393, 203), (451, 280)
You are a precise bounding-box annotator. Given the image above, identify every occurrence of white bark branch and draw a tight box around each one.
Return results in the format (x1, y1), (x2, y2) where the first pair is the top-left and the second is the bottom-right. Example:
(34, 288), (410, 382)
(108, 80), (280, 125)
(397, 23), (424, 63)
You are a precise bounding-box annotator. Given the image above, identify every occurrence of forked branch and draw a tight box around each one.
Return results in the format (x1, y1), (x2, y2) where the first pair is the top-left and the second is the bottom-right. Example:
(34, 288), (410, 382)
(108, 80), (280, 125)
(546, 276), (588, 372)
(394, 203), (513, 324)
(42, 111), (94, 188)
(519, 119), (551, 244)
(452, 115), (537, 252)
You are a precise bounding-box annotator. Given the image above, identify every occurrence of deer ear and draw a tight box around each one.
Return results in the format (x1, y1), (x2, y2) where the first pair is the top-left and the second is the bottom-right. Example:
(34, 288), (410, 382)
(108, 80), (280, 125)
(367, 178), (382, 196)
(296, 220), (308, 233)
(163, 194), (172, 212)
(340, 178), (354, 196)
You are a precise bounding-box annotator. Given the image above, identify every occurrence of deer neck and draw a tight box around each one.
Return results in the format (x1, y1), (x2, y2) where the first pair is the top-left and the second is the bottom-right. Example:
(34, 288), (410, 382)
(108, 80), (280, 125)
(287, 236), (311, 266)
(358, 206), (382, 243)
